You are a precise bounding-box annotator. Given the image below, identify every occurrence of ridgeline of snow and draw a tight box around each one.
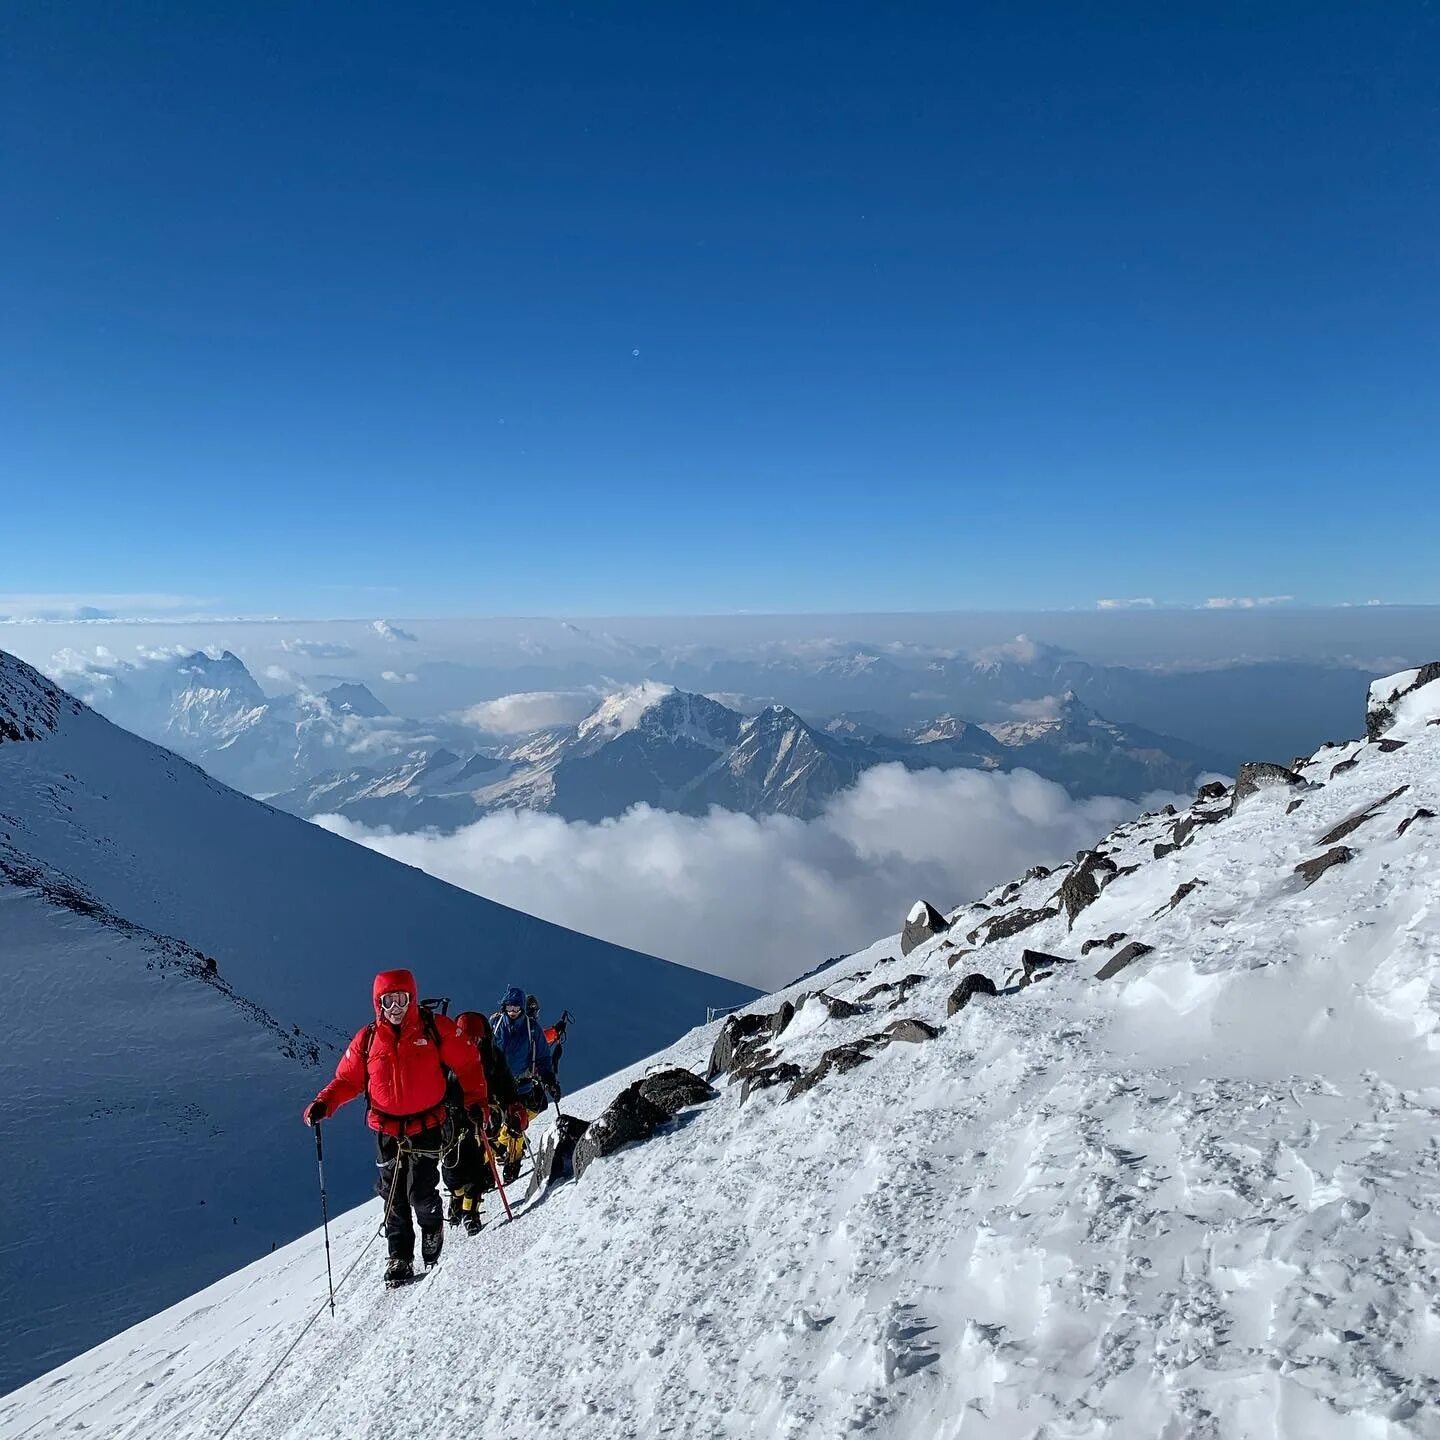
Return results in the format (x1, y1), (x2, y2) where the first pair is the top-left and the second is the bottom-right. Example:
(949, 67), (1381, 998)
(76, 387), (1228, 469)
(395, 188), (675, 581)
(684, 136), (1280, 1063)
(4, 665), (1440, 1436)
(574, 681), (678, 742)
(0, 651), (755, 1393)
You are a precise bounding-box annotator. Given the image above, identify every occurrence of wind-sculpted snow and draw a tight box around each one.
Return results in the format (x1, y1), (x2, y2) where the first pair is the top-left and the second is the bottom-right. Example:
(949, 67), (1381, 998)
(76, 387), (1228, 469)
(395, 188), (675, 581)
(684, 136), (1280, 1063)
(3, 666), (1439, 1436)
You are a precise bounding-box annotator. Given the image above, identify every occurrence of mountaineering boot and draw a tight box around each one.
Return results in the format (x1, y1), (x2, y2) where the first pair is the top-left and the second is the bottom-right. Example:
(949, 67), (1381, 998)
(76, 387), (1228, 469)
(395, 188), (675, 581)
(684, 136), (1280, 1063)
(385, 1256), (414, 1288)
(446, 1193), (464, 1227)
(421, 1226), (443, 1269)
(463, 1196), (484, 1236)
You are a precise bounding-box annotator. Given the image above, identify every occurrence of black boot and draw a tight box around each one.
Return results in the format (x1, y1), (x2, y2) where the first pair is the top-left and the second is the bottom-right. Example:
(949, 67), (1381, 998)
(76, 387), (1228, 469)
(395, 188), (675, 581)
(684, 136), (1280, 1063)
(385, 1256), (414, 1288)
(463, 1198), (484, 1236)
(446, 1193), (463, 1227)
(421, 1226), (443, 1269)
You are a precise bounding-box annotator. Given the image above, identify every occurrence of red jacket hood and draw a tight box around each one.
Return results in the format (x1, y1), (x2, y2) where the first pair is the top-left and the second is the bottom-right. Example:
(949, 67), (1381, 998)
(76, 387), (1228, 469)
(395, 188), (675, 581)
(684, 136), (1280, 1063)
(372, 968), (418, 1020)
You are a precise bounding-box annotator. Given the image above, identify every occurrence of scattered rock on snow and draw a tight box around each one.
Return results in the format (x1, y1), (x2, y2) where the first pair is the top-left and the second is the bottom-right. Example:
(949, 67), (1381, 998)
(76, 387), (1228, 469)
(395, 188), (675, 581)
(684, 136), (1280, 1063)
(944, 947), (976, 970)
(1153, 841), (1178, 860)
(1156, 879), (1205, 915)
(706, 1011), (772, 1079)
(947, 973), (999, 1016)
(900, 900), (951, 956)
(573, 1084), (672, 1179)
(1229, 761), (1307, 812)
(1397, 808), (1436, 838)
(1377, 738), (1408, 753)
(1196, 780), (1229, 801)
(1059, 851), (1118, 927)
(1317, 784), (1410, 846)
(739, 1063), (803, 1105)
(1081, 932), (1128, 954)
(967, 906), (1059, 946)
(786, 1040), (881, 1101)
(883, 1017), (940, 1044)
(1331, 753), (1363, 777)
(1295, 846), (1355, 887)
(636, 1068), (718, 1118)
(1020, 948), (1074, 985)
(1024, 864), (1052, 881)
(1095, 940), (1155, 981)
(815, 991), (863, 1020)
(855, 973), (925, 1006)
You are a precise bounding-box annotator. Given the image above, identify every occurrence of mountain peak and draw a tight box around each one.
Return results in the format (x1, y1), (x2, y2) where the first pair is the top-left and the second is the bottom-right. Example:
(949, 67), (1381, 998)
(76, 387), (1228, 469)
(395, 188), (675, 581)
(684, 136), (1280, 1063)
(0, 650), (83, 744)
(576, 682), (677, 741)
(321, 682), (390, 719)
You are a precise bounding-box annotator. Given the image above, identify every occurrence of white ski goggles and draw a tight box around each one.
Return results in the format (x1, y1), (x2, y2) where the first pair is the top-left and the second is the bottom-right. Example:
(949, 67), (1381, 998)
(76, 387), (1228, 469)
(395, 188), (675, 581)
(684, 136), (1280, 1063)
(379, 991), (411, 1018)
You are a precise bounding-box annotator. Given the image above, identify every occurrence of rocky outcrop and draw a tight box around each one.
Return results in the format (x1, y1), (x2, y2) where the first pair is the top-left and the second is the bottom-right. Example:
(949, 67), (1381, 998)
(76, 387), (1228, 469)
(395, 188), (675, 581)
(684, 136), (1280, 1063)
(1229, 762), (1307, 812)
(900, 900), (950, 956)
(573, 1085), (673, 1180)
(855, 973), (925, 1007)
(1081, 932), (1127, 955)
(1196, 780), (1229, 801)
(1295, 846), (1354, 887)
(1366, 662), (1440, 740)
(739, 1062), (803, 1104)
(883, 1017), (939, 1044)
(947, 973), (998, 1015)
(967, 906), (1059, 946)
(637, 1068), (718, 1117)
(1317, 785), (1410, 846)
(706, 1011), (773, 1080)
(1058, 850), (1118, 927)
(1095, 940), (1154, 981)
(1397, 808), (1435, 839)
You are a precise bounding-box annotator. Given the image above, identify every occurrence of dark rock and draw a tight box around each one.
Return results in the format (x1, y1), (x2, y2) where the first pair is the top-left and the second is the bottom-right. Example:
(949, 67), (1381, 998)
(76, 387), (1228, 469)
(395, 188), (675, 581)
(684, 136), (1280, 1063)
(739, 1062), (803, 1104)
(1230, 762), (1307, 812)
(1095, 941), (1155, 981)
(1161, 804), (1177, 816)
(1024, 864), (1052, 881)
(1020, 948), (1074, 984)
(1196, 780), (1229, 802)
(1153, 841), (1178, 860)
(636, 1067), (718, 1118)
(573, 1084), (671, 1179)
(969, 906), (1059, 946)
(1294, 846), (1355, 887)
(1155, 879), (1205, 915)
(944, 947), (976, 969)
(816, 991), (863, 1019)
(1059, 851), (1118, 927)
(1116, 863), (1140, 877)
(855, 973), (925, 1005)
(786, 1041), (880, 1101)
(1330, 754), (1362, 778)
(1397, 808), (1436, 838)
(1286, 798), (1307, 815)
(1366, 661), (1440, 740)
(705, 1011), (771, 1080)
(1318, 784), (1410, 847)
(900, 900), (951, 956)
(884, 1017), (940, 1044)
(947, 972), (998, 1015)
(1081, 932), (1127, 955)
(1377, 738), (1408, 753)
(768, 999), (799, 1037)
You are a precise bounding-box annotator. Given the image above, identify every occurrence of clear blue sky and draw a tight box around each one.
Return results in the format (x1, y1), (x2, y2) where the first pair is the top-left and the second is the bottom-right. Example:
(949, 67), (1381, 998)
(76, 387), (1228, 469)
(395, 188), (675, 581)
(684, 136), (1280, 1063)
(4, 2), (1438, 617)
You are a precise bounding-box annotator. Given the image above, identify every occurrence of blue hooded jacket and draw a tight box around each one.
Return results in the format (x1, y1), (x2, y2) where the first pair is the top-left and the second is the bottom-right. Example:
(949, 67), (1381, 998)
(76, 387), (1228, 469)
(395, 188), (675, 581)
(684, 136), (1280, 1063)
(492, 985), (554, 1096)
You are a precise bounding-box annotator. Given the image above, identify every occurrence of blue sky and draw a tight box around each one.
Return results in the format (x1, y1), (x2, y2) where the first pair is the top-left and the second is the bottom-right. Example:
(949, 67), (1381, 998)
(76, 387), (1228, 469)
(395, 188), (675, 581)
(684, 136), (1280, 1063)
(4, 3), (1438, 617)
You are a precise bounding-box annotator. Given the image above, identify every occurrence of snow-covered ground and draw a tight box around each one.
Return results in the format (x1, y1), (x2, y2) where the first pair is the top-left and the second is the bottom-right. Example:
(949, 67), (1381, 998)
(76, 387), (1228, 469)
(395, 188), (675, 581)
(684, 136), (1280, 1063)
(0, 651), (754, 1392)
(4, 665), (1439, 1437)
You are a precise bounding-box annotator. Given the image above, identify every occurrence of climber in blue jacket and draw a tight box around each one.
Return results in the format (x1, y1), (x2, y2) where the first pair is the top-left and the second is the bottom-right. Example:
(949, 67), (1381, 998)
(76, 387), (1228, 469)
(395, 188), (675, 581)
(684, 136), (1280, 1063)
(491, 984), (559, 1184)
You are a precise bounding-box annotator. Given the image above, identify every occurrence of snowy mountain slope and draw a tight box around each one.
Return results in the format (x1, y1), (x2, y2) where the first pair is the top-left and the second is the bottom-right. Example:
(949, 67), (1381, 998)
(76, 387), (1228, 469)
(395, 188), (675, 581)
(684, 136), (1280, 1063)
(7, 665), (1438, 1437)
(0, 651), (755, 1391)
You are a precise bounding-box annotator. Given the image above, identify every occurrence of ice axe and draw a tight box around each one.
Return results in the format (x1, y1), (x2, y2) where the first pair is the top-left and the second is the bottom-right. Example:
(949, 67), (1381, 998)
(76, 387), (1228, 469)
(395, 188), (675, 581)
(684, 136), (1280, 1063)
(478, 1123), (514, 1223)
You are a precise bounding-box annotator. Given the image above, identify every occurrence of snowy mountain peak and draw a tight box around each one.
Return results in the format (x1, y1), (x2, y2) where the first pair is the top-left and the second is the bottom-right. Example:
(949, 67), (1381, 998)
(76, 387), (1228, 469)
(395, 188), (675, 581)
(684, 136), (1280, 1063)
(575, 681), (676, 742)
(175, 649), (266, 705)
(0, 650), (84, 744)
(320, 682), (390, 718)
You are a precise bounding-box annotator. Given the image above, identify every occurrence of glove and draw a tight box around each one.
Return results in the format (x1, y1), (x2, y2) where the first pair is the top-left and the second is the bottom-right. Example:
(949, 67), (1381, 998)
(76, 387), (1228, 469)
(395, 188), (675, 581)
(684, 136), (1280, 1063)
(545, 1079), (563, 1104)
(506, 1102), (529, 1133)
(303, 1099), (327, 1126)
(466, 1102), (488, 1128)
(486, 1103), (504, 1137)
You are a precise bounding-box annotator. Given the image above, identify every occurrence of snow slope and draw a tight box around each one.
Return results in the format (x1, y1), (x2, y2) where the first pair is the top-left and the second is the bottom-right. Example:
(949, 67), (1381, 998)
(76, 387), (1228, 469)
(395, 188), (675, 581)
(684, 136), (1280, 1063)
(4, 666), (1439, 1436)
(0, 651), (754, 1391)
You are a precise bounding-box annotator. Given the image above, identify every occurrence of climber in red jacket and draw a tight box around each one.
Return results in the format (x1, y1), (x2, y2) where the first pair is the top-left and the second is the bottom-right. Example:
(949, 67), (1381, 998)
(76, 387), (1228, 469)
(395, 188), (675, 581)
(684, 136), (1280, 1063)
(303, 968), (487, 1287)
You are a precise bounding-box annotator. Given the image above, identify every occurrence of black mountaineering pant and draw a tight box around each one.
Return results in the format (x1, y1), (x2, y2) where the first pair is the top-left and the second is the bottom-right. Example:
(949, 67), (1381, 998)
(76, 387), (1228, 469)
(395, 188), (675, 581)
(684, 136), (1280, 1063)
(440, 1120), (492, 1198)
(375, 1125), (445, 1261)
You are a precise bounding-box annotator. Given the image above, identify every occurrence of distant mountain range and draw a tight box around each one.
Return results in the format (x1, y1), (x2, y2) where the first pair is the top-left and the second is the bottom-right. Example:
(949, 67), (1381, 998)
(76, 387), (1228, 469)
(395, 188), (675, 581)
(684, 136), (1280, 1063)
(272, 683), (1220, 832)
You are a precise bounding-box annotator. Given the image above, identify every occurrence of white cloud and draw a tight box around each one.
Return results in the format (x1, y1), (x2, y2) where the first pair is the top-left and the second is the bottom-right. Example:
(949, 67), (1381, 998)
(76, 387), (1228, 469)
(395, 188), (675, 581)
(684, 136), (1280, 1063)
(1096, 597), (1157, 610)
(0, 593), (214, 622)
(381, 670), (419, 684)
(1202, 596), (1295, 610)
(317, 764), (1162, 988)
(281, 638), (357, 658)
(263, 665), (293, 683)
(372, 619), (418, 643)
(460, 689), (601, 734)
(1005, 695), (1065, 721)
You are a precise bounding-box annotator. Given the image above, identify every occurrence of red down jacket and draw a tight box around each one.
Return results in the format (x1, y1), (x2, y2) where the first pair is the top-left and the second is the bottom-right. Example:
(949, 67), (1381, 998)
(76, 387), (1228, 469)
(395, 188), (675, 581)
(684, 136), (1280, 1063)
(314, 968), (487, 1136)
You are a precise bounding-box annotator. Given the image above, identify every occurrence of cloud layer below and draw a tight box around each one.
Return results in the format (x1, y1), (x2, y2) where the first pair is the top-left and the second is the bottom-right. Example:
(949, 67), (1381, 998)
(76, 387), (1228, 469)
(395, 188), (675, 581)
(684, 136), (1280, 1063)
(318, 764), (1164, 989)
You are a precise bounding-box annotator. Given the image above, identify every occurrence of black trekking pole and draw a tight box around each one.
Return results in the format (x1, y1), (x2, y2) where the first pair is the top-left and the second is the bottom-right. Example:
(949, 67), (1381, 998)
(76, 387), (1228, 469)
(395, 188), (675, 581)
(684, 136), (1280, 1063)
(313, 1123), (337, 1317)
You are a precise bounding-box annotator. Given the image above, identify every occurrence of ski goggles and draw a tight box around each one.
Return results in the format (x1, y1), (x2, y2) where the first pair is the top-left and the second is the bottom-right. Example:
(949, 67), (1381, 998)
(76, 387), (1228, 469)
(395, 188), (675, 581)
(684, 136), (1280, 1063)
(502, 1003), (523, 1018)
(379, 991), (411, 1018)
